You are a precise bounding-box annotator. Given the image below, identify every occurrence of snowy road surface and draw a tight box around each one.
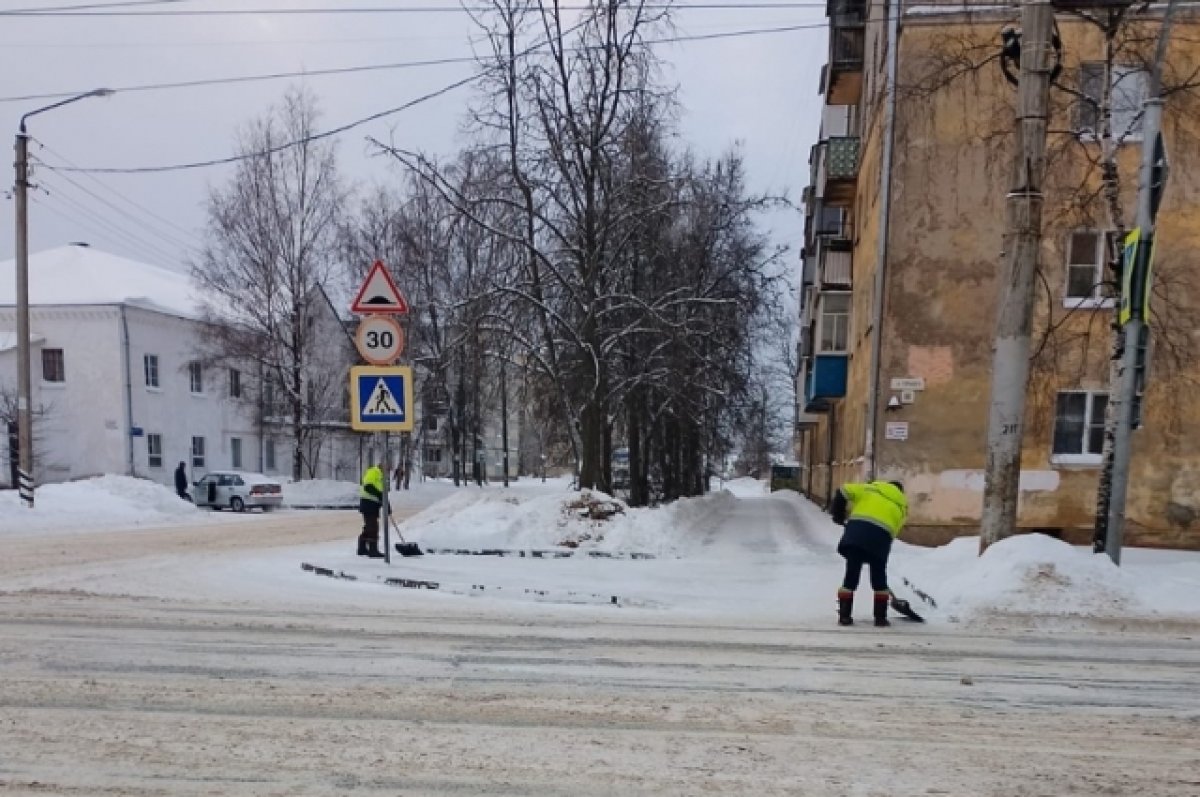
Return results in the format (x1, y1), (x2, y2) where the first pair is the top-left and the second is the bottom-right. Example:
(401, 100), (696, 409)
(1, 493), (1198, 795)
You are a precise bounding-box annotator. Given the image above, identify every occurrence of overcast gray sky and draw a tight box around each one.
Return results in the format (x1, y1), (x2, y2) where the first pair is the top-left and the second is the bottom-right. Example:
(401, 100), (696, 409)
(1, 1), (828, 285)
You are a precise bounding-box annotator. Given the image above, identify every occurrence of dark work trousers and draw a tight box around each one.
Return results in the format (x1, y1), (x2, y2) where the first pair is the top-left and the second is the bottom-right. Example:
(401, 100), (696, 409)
(840, 547), (889, 593)
(359, 498), (381, 544)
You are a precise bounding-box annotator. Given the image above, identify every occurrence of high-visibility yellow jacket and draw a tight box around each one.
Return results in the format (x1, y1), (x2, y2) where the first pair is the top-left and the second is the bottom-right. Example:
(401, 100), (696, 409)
(360, 466), (384, 504)
(840, 481), (907, 538)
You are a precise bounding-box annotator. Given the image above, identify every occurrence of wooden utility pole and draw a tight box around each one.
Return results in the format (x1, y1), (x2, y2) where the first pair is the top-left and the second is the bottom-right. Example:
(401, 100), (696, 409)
(980, 0), (1056, 552)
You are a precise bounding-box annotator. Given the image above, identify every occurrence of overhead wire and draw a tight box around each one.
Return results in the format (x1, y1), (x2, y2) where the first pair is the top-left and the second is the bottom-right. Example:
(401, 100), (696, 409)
(34, 141), (206, 244)
(34, 17), (823, 175)
(31, 179), (187, 264)
(32, 155), (202, 252)
(3, 2), (848, 16)
(0, 20), (827, 104)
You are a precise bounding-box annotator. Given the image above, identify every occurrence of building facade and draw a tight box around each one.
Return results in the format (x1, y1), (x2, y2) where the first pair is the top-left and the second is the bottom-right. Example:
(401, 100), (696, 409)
(0, 244), (361, 490)
(797, 1), (1200, 548)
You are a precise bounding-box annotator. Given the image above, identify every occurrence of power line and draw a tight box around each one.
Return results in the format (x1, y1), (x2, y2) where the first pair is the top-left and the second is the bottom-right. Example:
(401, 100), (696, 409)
(32, 19), (823, 175)
(2, 2), (839, 16)
(32, 157), (201, 251)
(0, 20), (825, 104)
(34, 141), (205, 243)
(31, 185), (185, 265)
(39, 72), (483, 174)
(2, 0), (187, 11)
(0, 55), (481, 104)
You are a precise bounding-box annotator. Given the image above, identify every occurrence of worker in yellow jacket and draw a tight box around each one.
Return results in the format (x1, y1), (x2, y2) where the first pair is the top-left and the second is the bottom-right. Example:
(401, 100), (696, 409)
(357, 462), (387, 558)
(830, 480), (907, 627)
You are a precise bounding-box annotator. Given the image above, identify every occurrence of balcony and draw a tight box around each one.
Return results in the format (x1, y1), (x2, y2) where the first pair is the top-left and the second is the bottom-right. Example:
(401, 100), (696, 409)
(804, 353), (849, 411)
(819, 136), (860, 207)
(826, 0), (865, 105)
(817, 237), (852, 288)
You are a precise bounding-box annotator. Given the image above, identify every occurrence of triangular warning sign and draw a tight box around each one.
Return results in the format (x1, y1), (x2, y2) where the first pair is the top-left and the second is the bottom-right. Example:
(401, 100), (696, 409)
(362, 378), (402, 417)
(351, 260), (409, 314)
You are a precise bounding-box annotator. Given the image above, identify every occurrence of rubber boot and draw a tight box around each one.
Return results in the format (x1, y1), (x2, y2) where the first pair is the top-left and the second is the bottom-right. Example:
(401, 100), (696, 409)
(365, 540), (386, 559)
(837, 589), (854, 626)
(357, 536), (369, 557)
(873, 591), (891, 627)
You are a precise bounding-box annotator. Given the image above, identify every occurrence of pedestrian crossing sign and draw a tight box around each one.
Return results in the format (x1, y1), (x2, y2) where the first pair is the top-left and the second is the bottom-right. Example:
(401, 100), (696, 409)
(350, 366), (414, 432)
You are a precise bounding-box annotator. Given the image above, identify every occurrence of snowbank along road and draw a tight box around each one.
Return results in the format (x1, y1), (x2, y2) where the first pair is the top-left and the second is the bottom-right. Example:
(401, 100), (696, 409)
(1, 499), (1198, 796)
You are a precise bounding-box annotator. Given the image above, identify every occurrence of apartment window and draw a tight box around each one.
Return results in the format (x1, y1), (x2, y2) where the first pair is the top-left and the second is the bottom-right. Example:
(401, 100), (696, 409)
(144, 354), (160, 388)
(1052, 391), (1108, 463)
(147, 433), (163, 469)
(1065, 231), (1117, 307)
(229, 368), (242, 399)
(41, 348), (65, 383)
(231, 437), (243, 469)
(818, 293), (851, 353)
(425, 447), (442, 463)
(425, 414), (440, 432)
(265, 439), (276, 471)
(1078, 63), (1149, 140)
(188, 362), (204, 394)
(191, 436), (206, 469)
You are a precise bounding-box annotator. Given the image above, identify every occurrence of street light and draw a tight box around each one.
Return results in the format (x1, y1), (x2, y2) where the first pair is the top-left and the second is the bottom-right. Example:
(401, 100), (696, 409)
(13, 88), (114, 507)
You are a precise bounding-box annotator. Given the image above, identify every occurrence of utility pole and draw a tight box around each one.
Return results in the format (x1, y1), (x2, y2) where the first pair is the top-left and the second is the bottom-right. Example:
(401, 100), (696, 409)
(500, 355), (510, 487)
(1104, 0), (1177, 565)
(12, 88), (113, 508)
(980, 0), (1056, 553)
(13, 130), (33, 507)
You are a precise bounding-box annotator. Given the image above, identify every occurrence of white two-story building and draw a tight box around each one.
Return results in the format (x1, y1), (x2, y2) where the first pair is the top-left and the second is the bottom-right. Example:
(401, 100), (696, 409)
(0, 243), (361, 489)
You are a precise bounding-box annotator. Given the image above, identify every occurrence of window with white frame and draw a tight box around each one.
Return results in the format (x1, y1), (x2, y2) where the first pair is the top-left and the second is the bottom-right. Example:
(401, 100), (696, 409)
(1053, 391), (1108, 461)
(1077, 63), (1150, 141)
(818, 293), (851, 353)
(229, 368), (242, 399)
(265, 439), (276, 471)
(144, 354), (160, 388)
(188, 361), (204, 394)
(191, 436), (206, 469)
(1065, 231), (1117, 305)
(231, 437), (243, 469)
(147, 433), (163, 469)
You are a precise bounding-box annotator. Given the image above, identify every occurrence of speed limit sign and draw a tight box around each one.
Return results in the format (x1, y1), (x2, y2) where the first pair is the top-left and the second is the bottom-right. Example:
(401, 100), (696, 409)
(355, 315), (405, 365)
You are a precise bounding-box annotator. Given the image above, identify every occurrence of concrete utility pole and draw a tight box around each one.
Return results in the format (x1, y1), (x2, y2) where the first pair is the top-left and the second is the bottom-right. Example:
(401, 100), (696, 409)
(1104, 0), (1178, 565)
(980, 0), (1056, 553)
(13, 88), (113, 508)
(13, 129), (33, 507)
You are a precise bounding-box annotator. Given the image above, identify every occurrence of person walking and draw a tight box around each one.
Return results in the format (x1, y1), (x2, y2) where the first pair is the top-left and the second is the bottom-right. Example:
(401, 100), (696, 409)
(830, 480), (907, 627)
(357, 461), (387, 558)
(174, 461), (191, 502)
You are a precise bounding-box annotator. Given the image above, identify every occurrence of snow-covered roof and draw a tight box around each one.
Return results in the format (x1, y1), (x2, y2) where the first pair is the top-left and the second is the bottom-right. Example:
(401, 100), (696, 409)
(0, 244), (201, 319)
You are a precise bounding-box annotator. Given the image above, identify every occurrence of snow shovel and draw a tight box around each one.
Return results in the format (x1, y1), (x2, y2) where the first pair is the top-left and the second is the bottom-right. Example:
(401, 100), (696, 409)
(889, 591), (925, 623)
(389, 515), (423, 557)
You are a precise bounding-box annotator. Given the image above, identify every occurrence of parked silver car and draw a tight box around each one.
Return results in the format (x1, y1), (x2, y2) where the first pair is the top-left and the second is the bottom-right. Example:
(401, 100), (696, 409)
(193, 470), (283, 512)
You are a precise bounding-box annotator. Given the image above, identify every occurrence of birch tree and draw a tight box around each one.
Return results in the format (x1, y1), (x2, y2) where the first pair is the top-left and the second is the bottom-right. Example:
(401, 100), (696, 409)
(193, 88), (347, 481)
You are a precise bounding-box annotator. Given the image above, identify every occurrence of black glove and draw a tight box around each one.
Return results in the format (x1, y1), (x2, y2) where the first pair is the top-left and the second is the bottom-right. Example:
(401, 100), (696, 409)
(829, 491), (847, 526)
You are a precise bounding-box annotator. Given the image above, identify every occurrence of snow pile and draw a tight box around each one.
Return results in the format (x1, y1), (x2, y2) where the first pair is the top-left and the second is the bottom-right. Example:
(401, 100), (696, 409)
(282, 479), (359, 508)
(0, 475), (202, 533)
(400, 487), (737, 558)
(898, 534), (1147, 622)
(720, 477), (769, 498)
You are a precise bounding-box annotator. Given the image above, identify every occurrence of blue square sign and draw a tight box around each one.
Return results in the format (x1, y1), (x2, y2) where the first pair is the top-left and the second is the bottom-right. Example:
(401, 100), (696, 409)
(350, 366), (414, 432)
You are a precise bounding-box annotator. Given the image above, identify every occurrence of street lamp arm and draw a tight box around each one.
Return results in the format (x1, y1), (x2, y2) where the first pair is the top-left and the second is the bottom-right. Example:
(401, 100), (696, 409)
(18, 88), (114, 134)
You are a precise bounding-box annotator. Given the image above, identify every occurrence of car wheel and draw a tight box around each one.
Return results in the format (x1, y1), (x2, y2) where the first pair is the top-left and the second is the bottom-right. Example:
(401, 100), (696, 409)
(230, 496), (245, 513)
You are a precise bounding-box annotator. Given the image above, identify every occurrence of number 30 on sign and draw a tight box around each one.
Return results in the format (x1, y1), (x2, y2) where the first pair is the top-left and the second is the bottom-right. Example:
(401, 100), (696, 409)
(355, 315), (405, 365)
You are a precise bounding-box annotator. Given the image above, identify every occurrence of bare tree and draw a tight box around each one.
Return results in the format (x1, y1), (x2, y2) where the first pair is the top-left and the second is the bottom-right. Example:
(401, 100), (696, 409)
(192, 87), (347, 481)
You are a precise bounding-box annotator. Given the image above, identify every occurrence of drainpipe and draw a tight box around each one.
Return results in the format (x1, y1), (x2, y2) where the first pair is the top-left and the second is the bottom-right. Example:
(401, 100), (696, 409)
(864, 1), (901, 481)
(118, 305), (135, 476)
